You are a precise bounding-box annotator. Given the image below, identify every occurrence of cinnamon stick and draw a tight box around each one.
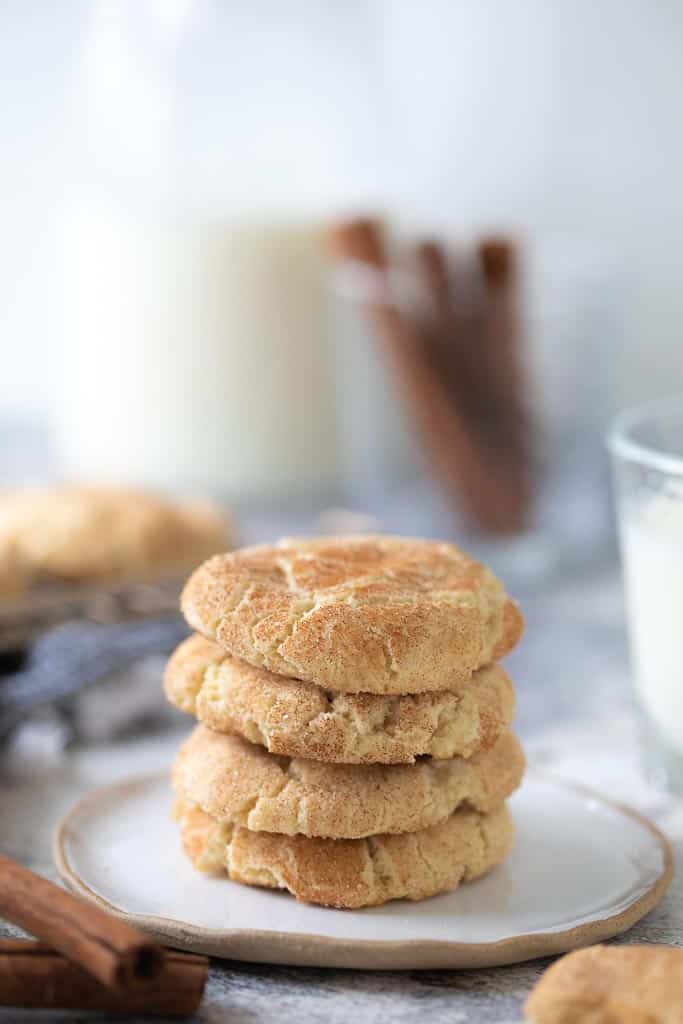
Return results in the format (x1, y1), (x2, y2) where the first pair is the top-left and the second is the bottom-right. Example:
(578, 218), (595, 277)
(415, 240), (452, 327)
(0, 854), (165, 990)
(477, 236), (534, 510)
(0, 939), (206, 1015)
(414, 239), (482, 420)
(327, 219), (525, 533)
(477, 238), (528, 438)
(414, 240), (458, 383)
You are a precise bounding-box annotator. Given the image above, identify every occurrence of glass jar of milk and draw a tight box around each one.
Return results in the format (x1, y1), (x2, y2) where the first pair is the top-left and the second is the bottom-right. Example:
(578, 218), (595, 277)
(611, 399), (683, 793)
(54, 1), (385, 509)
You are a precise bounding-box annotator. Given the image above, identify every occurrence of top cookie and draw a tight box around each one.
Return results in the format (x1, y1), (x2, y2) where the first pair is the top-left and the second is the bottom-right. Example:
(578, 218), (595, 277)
(0, 486), (231, 597)
(181, 535), (523, 694)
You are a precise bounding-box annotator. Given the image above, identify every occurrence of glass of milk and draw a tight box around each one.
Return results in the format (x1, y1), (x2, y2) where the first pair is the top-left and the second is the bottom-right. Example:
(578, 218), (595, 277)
(52, 0), (386, 510)
(610, 398), (683, 793)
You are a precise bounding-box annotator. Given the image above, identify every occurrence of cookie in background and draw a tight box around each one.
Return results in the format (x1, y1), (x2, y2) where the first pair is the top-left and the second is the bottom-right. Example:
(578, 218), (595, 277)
(0, 485), (233, 654)
(525, 944), (683, 1023)
(0, 486), (232, 596)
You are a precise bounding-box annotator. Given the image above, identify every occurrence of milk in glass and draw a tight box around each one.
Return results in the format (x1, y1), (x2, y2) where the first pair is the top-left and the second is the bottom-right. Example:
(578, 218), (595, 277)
(622, 492), (683, 753)
(57, 199), (337, 503)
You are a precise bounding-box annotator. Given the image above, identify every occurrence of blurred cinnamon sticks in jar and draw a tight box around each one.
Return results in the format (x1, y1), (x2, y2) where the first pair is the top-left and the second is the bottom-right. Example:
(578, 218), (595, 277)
(326, 219), (534, 535)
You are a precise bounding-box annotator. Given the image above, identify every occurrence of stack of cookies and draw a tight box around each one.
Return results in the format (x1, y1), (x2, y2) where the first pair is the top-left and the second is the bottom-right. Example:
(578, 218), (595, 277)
(165, 536), (525, 909)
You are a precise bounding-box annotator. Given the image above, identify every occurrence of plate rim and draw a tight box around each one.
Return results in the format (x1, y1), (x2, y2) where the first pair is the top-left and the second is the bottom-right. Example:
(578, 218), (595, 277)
(53, 771), (674, 970)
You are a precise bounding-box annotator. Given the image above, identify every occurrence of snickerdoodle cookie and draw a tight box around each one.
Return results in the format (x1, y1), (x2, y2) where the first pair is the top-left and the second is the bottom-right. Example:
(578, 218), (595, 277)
(181, 535), (523, 695)
(175, 798), (513, 909)
(165, 634), (515, 763)
(525, 944), (683, 1023)
(0, 486), (230, 596)
(172, 724), (524, 839)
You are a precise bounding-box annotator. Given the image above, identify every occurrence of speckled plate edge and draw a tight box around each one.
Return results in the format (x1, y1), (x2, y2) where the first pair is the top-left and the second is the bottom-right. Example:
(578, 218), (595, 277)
(53, 772), (673, 970)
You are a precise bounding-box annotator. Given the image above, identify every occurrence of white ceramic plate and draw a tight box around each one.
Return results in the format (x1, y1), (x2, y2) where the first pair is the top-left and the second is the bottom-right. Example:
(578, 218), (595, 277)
(54, 773), (672, 970)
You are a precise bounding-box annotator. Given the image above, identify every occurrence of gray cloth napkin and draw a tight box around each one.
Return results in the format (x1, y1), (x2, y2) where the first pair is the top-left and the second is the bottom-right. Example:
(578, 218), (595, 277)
(0, 618), (189, 741)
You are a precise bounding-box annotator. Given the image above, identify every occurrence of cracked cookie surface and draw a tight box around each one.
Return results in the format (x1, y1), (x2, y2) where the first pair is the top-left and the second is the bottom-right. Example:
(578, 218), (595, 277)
(175, 798), (513, 908)
(165, 634), (516, 763)
(181, 535), (523, 695)
(172, 724), (524, 839)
